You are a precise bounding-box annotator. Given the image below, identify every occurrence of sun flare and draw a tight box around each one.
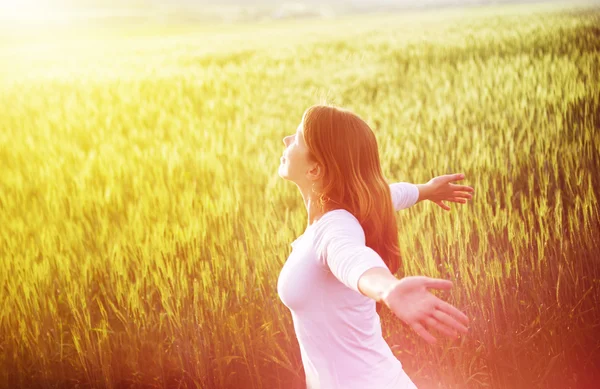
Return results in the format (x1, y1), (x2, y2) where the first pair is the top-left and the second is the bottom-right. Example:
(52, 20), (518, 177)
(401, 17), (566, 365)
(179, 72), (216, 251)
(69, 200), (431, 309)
(0, 0), (68, 26)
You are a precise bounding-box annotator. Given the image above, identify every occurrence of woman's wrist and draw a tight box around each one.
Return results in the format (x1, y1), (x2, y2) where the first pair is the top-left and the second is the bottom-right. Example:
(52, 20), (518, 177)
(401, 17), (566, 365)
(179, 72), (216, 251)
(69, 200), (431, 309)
(381, 278), (404, 308)
(415, 183), (432, 202)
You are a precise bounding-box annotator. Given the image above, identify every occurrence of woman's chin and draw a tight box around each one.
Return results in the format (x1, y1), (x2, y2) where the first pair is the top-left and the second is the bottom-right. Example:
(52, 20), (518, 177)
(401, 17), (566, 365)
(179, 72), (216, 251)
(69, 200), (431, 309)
(278, 164), (288, 178)
(279, 169), (296, 183)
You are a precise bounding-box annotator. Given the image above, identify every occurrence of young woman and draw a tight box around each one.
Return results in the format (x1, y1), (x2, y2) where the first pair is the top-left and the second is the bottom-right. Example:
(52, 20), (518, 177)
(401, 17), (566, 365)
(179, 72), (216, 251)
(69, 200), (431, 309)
(277, 104), (474, 389)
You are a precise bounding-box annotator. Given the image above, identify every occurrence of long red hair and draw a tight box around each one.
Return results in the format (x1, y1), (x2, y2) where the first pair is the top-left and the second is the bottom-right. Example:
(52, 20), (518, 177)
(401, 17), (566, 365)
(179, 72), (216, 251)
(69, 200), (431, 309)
(302, 104), (403, 314)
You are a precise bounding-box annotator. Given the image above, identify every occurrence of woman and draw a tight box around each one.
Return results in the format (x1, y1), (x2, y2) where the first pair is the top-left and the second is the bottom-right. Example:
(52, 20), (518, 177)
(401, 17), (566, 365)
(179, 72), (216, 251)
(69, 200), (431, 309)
(276, 104), (474, 389)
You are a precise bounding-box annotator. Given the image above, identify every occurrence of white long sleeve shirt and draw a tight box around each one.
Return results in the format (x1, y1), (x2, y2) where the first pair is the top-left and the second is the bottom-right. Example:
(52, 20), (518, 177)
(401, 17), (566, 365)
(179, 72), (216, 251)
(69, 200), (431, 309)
(277, 183), (420, 389)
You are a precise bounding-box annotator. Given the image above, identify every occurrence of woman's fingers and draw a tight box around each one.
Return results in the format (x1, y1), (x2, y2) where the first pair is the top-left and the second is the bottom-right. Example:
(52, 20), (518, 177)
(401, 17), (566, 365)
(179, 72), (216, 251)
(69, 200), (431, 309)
(432, 307), (468, 334)
(435, 201), (451, 211)
(444, 173), (465, 183)
(452, 191), (473, 199)
(437, 197), (472, 207)
(412, 322), (437, 345)
(425, 315), (458, 339)
(425, 278), (453, 290)
(450, 184), (474, 193)
(437, 300), (470, 328)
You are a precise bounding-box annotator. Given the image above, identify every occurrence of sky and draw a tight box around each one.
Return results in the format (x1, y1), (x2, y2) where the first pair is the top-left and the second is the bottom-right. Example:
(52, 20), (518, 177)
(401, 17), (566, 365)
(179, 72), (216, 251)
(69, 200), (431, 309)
(0, 0), (586, 26)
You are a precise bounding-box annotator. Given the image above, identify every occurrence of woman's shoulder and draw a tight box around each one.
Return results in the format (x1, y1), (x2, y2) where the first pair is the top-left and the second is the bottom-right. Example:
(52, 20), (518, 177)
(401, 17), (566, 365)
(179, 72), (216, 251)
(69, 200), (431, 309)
(315, 208), (359, 227)
(311, 208), (365, 242)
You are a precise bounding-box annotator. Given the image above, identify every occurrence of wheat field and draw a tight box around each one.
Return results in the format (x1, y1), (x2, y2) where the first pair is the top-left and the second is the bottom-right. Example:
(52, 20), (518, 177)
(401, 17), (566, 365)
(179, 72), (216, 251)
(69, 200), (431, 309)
(0, 2), (599, 389)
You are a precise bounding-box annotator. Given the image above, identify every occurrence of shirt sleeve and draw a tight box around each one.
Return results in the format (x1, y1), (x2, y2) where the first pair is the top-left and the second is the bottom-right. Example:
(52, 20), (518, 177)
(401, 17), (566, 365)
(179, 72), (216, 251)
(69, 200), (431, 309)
(389, 182), (419, 211)
(312, 211), (389, 294)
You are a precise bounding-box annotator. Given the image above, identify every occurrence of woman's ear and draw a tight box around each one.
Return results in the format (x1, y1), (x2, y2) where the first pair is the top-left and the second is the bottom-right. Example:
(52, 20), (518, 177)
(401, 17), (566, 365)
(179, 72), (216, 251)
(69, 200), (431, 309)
(311, 163), (324, 180)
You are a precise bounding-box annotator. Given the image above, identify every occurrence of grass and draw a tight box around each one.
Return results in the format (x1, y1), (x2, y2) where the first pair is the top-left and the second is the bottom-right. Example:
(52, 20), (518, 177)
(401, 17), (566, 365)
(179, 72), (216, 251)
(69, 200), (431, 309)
(0, 1), (599, 388)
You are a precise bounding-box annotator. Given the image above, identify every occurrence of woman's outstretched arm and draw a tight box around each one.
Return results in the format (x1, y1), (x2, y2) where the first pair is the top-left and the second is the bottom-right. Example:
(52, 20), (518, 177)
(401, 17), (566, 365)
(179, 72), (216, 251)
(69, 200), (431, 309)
(312, 210), (469, 345)
(389, 182), (420, 211)
(389, 173), (475, 212)
(362, 267), (470, 345)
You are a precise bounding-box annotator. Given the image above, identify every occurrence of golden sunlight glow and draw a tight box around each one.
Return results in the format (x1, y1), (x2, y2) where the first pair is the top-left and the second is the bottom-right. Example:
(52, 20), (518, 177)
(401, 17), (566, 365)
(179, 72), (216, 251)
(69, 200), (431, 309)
(0, 0), (69, 26)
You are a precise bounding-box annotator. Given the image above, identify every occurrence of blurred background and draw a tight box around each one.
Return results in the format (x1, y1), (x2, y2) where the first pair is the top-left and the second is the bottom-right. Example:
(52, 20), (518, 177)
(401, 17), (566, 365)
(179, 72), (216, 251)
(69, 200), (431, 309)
(1, 1), (599, 389)
(0, 0), (579, 26)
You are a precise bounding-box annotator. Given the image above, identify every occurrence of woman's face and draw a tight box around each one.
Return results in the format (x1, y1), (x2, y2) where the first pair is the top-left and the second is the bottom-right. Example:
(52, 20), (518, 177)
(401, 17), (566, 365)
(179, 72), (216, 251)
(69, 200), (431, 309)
(279, 122), (313, 184)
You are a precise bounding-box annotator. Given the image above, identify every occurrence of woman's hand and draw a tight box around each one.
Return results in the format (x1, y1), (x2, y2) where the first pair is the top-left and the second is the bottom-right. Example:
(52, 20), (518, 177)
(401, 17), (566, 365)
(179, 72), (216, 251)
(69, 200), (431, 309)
(381, 276), (469, 345)
(417, 173), (474, 211)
